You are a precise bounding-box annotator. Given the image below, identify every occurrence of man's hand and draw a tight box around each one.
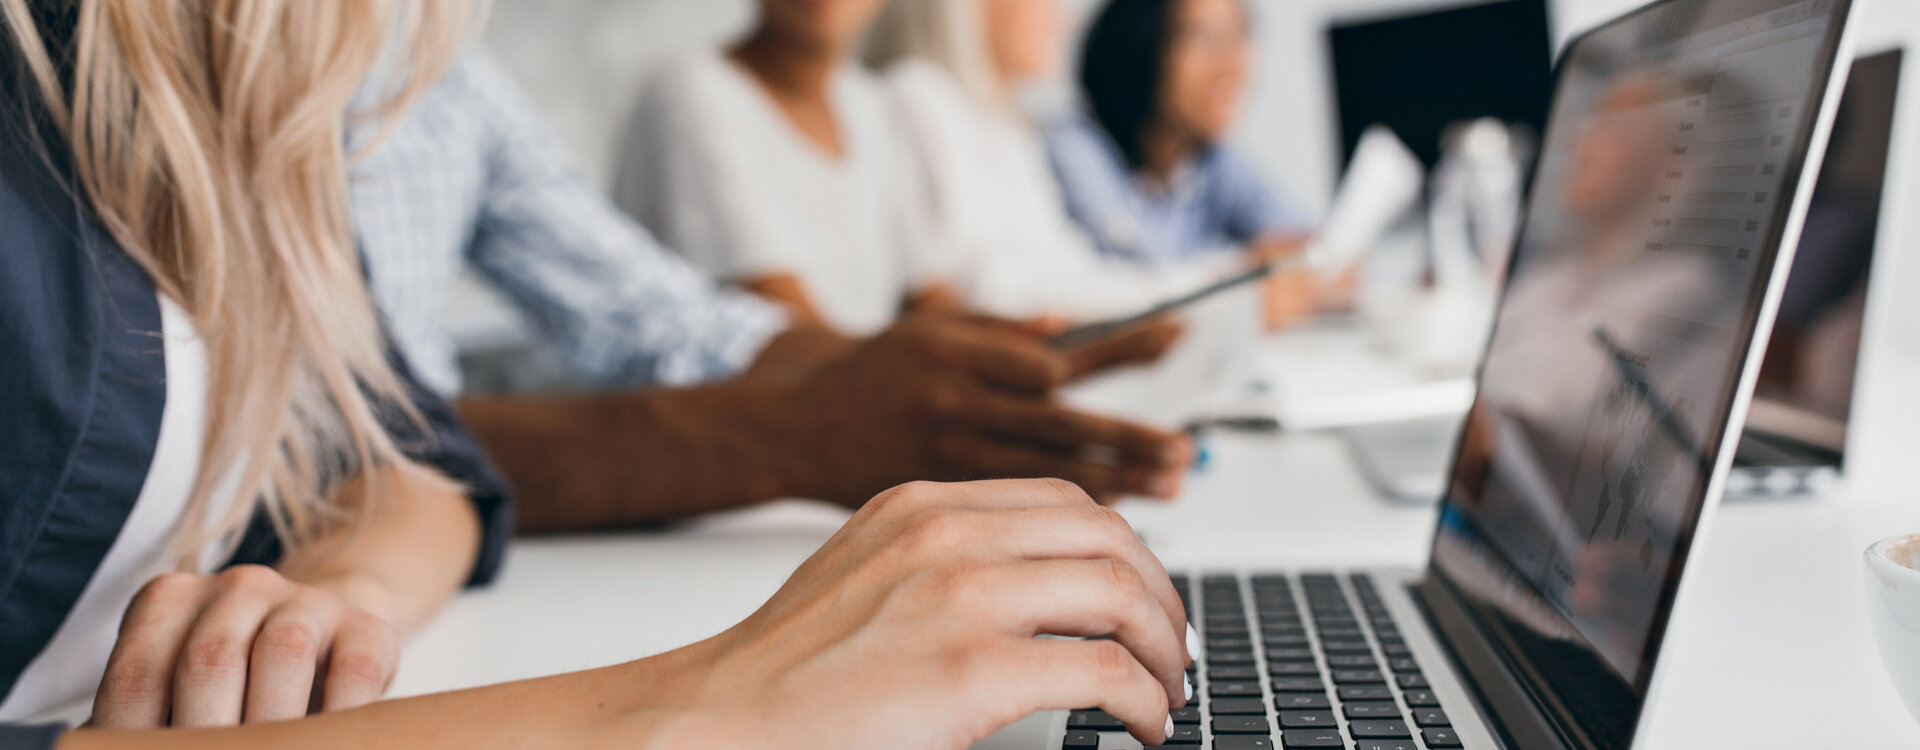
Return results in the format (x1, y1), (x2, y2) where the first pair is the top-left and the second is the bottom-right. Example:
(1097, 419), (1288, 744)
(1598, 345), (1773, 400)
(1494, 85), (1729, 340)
(91, 566), (402, 728)
(778, 310), (1193, 506)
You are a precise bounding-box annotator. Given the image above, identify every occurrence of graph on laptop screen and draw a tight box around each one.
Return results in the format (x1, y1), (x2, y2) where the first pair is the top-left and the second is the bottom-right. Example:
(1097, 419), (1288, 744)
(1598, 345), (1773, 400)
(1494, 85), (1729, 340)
(1430, 0), (1850, 746)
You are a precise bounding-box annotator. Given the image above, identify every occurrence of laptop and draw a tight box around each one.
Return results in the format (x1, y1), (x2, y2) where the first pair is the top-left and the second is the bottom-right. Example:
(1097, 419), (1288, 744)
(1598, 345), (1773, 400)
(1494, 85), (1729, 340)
(1729, 47), (1903, 494)
(1010, 1), (1863, 748)
(1347, 46), (1903, 504)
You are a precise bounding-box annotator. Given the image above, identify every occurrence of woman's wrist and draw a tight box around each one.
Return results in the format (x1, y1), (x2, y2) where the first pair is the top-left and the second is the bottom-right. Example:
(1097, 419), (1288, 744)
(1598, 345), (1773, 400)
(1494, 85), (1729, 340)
(586, 635), (762, 749)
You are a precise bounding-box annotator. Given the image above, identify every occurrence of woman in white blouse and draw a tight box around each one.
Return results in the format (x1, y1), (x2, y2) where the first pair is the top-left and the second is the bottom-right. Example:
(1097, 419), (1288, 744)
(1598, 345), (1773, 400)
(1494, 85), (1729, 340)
(613, 0), (936, 336)
(864, 0), (1233, 322)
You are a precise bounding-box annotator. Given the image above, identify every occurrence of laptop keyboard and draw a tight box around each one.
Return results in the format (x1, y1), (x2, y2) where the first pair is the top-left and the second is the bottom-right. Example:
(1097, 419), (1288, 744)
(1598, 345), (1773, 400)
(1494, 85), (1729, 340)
(1064, 573), (1461, 750)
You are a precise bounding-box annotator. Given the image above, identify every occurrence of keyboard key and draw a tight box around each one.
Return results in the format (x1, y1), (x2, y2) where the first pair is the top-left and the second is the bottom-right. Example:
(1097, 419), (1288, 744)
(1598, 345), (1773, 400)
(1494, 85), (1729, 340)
(1422, 727), (1463, 747)
(1067, 710), (1124, 730)
(1326, 655), (1378, 669)
(1213, 737), (1274, 750)
(1332, 670), (1387, 684)
(1387, 658), (1419, 673)
(1273, 693), (1331, 710)
(1208, 651), (1257, 665)
(1355, 741), (1419, 750)
(1268, 662), (1322, 677)
(1211, 698), (1267, 715)
(1207, 637), (1254, 651)
(1321, 640), (1371, 653)
(1401, 689), (1439, 707)
(1210, 665), (1259, 681)
(1213, 716), (1272, 734)
(1381, 643), (1412, 657)
(1280, 729), (1345, 748)
(1412, 708), (1450, 727)
(1348, 720), (1412, 739)
(1161, 724), (1203, 745)
(1062, 729), (1099, 749)
(1338, 685), (1393, 701)
(1172, 706), (1202, 724)
(1271, 677), (1324, 692)
(1266, 648), (1315, 662)
(1210, 681), (1263, 697)
(1264, 635), (1311, 649)
(1396, 673), (1430, 689)
(1342, 702), (1403, 719)
(1277, 710), (1336, 728)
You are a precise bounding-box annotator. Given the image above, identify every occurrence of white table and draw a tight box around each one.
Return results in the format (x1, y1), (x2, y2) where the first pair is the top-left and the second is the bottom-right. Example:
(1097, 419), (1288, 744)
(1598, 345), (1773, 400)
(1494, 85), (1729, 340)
(391, 335), (1920, 748)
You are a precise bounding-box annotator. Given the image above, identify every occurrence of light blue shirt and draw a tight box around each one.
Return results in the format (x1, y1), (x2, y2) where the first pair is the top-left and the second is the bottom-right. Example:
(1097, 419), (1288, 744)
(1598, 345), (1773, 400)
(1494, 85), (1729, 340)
(1045, 114), (1308, 263)
(350, 52), (787, 397)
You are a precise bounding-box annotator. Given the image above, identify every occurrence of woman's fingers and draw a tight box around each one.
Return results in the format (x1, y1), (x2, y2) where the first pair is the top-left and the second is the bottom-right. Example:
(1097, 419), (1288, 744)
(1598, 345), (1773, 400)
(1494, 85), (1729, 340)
(975, 504), (1190, 656)
(996, 638), (1176, 746)
(954, 559), (1190, 710)
(318, 612), (399, 713)
(241, 595), (337, 723)
(170, 568), (288, 727)
(92, 574), (215, 728)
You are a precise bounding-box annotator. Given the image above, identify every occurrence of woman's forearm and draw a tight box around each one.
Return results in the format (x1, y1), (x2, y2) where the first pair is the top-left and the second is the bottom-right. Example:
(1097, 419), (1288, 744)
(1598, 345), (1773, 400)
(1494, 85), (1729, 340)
(272, 467), (481, 634)
(58, 645), (729, 750)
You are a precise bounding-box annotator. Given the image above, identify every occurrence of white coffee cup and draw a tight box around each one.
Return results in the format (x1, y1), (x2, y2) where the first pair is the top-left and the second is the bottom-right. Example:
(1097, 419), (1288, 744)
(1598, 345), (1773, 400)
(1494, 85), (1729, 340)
(1864, 534), (1920, 724)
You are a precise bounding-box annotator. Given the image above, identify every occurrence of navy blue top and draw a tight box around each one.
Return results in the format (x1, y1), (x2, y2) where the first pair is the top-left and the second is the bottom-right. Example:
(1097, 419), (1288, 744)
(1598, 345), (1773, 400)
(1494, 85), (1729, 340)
(0, 30), (515, 749)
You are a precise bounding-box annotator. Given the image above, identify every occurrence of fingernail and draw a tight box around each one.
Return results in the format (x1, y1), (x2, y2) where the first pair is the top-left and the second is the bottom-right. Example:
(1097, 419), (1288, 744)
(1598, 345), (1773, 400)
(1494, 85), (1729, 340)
(1164, 715), (1175, 739)
(1184, 673), (1194, 701)
(1186, 623), (1200, 661)
(1150, 473), (1180, 498)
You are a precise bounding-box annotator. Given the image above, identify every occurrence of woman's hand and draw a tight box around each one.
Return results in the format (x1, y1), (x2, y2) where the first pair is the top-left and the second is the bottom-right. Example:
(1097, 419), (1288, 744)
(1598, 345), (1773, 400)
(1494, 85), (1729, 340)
(671, 478), (1193, 749)
(91, 565), (402, 728)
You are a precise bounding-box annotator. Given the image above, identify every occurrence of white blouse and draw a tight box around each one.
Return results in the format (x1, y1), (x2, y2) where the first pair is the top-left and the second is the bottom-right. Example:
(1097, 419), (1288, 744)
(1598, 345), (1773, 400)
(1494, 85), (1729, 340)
(615, 52), (934, 336)
(880, 60), (1225, 322)
(0, 297), (236, 724)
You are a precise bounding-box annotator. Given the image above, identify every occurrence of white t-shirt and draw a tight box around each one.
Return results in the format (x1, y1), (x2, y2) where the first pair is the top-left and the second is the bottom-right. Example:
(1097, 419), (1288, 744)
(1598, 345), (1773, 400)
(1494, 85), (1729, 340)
(881, 60), (1224, 321)
(0, 298), (236, 724)
(615, 52), (932, 336)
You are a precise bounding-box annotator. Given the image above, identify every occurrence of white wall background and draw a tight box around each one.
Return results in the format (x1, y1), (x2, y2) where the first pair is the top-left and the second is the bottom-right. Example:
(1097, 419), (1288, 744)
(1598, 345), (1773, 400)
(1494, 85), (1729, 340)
(481, 0), (1919, 354)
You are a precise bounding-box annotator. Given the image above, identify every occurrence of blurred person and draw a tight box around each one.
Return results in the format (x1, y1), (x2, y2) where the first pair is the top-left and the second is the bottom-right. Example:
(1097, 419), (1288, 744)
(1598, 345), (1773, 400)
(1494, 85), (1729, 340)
(1, 3), (1194, 748)
(865, 0), (1238, 322)
(613, 0), (930, 335)
(1050, 0), (1333, 327)
(352, 55), (1192, 526)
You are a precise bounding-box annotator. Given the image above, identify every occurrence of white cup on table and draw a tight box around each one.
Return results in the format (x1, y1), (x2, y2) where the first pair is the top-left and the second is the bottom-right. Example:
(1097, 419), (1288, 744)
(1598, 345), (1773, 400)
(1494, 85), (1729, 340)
(1865, 534), (1920, 725)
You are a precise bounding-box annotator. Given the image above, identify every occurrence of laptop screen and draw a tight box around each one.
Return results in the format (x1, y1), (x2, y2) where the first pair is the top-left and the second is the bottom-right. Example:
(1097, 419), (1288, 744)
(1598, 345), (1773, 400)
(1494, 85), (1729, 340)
(1743, 49), (1902, 466)
(1428, 0), (1851, 746)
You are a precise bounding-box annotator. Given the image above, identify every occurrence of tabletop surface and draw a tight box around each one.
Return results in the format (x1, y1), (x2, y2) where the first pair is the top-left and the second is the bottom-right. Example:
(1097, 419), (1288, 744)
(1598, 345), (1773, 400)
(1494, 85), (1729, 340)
(390, 328), (1920, 748)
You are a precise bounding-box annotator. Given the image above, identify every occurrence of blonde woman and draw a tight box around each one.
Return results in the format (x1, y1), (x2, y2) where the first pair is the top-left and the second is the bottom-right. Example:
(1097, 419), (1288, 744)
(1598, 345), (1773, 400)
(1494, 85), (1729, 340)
(867, 0), (1230, 322)
(0, 2), (1190, 748)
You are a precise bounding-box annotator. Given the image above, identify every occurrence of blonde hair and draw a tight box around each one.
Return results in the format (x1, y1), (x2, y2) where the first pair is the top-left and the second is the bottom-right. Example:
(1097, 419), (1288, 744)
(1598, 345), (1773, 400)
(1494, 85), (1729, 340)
(865, 0), (1007, 111)
(0, 0), (481, 562)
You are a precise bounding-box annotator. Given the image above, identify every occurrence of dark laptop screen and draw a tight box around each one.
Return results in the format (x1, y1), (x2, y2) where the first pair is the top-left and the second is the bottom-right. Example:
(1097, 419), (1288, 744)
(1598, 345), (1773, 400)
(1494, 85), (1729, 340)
(1743, 49), (1902, 465)
(1429, 0), (1851, 747)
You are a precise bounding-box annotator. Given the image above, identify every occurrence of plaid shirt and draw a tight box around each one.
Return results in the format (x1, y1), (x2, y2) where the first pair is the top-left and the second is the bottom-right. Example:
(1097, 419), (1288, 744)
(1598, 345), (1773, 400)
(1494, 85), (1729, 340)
(350, 51), (787, 397)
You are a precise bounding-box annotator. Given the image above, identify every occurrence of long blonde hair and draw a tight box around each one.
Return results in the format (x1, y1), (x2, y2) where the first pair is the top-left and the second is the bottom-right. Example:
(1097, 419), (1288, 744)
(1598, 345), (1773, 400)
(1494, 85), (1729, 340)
(0, 0), (480, 561)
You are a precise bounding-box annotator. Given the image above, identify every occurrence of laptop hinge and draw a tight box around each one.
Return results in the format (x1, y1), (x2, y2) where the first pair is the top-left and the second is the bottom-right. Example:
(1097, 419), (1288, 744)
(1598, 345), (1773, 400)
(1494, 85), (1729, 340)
(1412, 576), (1575, 750)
